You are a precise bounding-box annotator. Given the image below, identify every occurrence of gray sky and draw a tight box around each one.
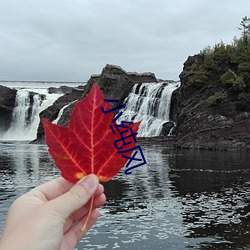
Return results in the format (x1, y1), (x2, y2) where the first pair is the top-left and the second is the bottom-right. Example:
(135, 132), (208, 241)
(0, 0), (249, 82)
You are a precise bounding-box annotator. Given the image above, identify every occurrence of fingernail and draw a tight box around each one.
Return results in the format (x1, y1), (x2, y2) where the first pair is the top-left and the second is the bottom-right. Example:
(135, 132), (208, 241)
(78, 174), (98, 191)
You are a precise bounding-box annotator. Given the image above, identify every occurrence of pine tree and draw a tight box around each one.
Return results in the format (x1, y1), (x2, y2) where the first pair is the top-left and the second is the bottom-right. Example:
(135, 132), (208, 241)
(238, 16), (250, 44)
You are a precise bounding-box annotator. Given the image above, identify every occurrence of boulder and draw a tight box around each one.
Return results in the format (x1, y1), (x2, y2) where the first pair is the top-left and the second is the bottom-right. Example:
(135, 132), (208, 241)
(36, 87), (85, 139)
(34, 64), (175, 141)
(37, 64), (158, 138)
(0, 85), (17, 132)
(160, 122), (175, 136)
(87, 64), (158, 109)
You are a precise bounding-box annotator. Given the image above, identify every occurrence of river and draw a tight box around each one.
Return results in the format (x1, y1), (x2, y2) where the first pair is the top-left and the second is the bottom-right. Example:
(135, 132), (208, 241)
(0, 142), (250, 249)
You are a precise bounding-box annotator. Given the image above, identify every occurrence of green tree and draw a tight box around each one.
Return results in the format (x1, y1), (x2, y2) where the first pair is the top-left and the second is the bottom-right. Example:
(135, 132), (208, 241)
(238, 16), (250, 44)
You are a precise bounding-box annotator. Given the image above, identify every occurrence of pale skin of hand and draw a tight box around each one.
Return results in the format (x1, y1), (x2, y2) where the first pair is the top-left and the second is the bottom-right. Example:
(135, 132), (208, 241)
(0, 174), (106, 250)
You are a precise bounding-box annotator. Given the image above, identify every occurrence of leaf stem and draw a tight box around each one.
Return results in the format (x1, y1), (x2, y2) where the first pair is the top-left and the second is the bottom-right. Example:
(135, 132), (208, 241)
(80, 196), (94, 232)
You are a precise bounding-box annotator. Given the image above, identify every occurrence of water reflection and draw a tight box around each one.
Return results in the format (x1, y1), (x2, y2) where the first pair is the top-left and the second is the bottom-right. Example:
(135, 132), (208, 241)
(83, 147), (188, 249)
(0, 143), (57, 190)
(169, 150), (250, 249)
(0, 144), (250, 249)
(0, 142), (58, 230)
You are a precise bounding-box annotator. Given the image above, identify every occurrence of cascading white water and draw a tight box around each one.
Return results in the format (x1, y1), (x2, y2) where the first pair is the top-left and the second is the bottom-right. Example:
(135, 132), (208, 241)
(1, 89), (62, 141)
(117, 81), (180, 137)
(8, 90), (31, 136)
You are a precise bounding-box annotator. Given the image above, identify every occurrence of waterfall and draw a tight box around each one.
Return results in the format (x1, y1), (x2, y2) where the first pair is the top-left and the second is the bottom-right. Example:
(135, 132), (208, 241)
(117, 81), (180, 137)
(1, 89), (62, 141)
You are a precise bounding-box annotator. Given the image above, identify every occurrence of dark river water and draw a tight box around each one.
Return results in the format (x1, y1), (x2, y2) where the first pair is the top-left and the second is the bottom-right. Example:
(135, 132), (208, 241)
(0, 142), (250, 249)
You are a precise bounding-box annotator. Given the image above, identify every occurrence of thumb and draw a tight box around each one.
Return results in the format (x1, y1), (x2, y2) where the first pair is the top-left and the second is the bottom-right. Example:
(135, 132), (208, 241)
(47, 174), (99, 219)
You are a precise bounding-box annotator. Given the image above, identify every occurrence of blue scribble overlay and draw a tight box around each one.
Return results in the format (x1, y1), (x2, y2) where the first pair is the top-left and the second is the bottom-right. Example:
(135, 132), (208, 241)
(101, 99), (146, 174)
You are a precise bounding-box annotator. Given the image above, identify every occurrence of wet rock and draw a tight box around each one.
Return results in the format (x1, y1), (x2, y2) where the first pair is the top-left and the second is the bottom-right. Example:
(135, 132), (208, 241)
(36, 87), (85, 139)
(49, 65), (158, 129)
(48, 85), (85, 94)
(160, 122), (175, 136)
(0, 85), (17, 132)
(35, 65), (159, 140)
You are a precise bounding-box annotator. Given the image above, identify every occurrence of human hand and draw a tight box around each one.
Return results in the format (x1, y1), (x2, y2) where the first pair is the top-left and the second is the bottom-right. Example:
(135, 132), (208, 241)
(0, 174), (106, 250)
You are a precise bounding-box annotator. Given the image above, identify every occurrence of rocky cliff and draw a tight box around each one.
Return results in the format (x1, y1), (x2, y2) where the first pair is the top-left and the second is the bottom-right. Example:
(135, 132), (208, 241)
(86, 64), (157, 108)
(174, 54), (250, 150)
(0, 85), (17, 133)
(36, 64), (158, 139)
(36, 87), (85, 139)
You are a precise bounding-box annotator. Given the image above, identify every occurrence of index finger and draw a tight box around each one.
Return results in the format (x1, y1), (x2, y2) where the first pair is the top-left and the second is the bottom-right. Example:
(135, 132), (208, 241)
(34, 177), (74, 201)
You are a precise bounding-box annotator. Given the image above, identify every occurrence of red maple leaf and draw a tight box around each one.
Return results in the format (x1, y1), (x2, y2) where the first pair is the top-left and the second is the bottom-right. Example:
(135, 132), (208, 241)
(42, 82), (140, 183)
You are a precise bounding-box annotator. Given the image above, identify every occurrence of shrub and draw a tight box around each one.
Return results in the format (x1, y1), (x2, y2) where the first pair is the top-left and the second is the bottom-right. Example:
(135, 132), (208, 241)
(200, 46), (213, 55)
(221, 71), (246, 91)
(186, 64), (209, 86)
(238, 91), (247, 100)
(220, 71), (235, 86)
(233, 76), (246, 91)
(207, 91), (228, 106)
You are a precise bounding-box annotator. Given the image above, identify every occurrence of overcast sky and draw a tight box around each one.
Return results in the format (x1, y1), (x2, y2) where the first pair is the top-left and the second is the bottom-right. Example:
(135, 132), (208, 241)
(0, 0), (249, 82)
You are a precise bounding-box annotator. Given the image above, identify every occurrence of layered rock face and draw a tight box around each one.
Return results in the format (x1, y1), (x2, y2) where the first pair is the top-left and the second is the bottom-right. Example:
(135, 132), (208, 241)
(36, 87), (85, 139)
(174, 55), (250, 150)
(60, 64), (158, 128)
(0, 85), (17, 132)
(87, 64), (157, 108)
(36, 64), (158, 139)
